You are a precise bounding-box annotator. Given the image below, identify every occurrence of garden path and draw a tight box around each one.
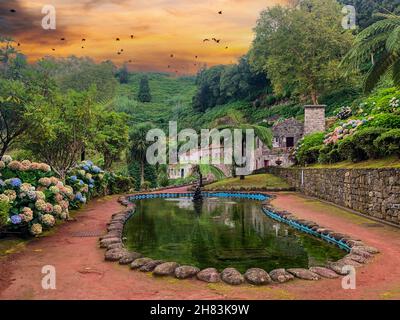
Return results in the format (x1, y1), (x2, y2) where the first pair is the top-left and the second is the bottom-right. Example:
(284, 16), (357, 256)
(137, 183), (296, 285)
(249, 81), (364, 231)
(1, 188), (400, 300)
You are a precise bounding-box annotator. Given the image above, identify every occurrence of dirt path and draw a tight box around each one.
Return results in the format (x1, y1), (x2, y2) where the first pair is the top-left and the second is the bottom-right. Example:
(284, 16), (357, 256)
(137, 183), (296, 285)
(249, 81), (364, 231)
(1, 190), (400, 300)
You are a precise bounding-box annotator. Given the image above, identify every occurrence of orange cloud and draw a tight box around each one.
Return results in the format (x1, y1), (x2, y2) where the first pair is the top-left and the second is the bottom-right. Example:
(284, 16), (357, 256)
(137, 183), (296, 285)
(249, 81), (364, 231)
(4, 0), (289, 74)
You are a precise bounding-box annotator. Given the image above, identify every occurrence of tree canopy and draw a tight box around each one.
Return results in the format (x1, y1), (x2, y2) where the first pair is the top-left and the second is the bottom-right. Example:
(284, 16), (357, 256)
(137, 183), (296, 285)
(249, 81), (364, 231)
(250, 0), (354, 105)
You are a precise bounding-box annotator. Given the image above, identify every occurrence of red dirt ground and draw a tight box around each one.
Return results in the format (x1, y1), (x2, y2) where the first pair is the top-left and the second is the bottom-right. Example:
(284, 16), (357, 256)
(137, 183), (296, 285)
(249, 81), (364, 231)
(1, 188), (400, 300)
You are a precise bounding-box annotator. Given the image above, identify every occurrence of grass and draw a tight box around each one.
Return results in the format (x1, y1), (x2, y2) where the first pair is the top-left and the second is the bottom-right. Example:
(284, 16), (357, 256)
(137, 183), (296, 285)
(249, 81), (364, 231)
(204, 173), (291, 191)
(306, 156), (400, 169)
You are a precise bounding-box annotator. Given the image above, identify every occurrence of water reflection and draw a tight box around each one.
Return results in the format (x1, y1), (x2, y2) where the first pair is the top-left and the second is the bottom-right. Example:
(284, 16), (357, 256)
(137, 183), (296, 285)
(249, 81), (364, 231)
(123, 197), (345, 272)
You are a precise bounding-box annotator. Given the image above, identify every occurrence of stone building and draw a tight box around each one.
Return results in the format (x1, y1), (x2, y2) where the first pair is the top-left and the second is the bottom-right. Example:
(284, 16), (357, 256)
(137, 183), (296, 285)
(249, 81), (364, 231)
(254, 105), (326, 169)
(168, 105), (326, 179)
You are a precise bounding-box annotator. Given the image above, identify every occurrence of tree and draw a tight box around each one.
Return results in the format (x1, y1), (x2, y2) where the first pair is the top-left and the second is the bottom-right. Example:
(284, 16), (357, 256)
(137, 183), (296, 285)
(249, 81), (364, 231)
(36, 57), (118, 103)
(0, 78), (35, 157)
(117, 63), (129, 84)
(0, 36), (17, 73)
(342, 13), (400, 92)
(22, 89), (97, 179)
(137, 76), (152, 102)
(92, 111), (129, 170)
(250, 0), (354, 105)
(128, 123), (153, 185)
(337, 0), (400, 29)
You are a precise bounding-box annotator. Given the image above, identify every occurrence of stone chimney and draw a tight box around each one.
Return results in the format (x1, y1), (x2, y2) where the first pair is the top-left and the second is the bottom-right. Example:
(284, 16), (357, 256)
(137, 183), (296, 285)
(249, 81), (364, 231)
(303, 105), (326, 136)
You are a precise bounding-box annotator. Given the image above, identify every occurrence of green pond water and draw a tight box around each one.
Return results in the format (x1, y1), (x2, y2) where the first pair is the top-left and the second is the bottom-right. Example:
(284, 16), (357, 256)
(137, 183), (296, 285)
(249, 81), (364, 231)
(123, 197), (345, 273)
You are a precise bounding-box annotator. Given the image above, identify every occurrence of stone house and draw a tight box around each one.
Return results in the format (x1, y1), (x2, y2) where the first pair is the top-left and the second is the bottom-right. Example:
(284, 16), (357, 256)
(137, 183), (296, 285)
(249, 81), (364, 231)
(168, 105), (326, 178)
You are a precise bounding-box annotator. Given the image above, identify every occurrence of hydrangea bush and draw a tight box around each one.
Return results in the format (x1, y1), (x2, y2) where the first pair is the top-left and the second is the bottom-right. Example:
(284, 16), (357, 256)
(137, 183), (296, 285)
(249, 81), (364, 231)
(0, 156), (134, 236)
(0, 156), (73, 236)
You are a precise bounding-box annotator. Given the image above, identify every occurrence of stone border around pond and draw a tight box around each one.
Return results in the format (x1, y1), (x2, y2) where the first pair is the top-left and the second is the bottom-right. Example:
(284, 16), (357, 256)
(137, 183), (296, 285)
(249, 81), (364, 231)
(98, 193), (379, 286)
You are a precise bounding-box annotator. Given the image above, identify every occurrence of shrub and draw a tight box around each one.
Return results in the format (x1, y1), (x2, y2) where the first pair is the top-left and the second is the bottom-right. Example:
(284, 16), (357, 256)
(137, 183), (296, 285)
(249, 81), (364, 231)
(295, 132), (325, 165)
(364, 113), (400, 129)
(302, 146), (322, 165)
(353, 127), (388, 159)
(141, 181), (151, 191)
(0, 200), (11, 229)
(337, 136), (366, 162)
(107, 174), (135, 194)
(366, 87), (400, 114)
(318, 144), (342, 164)
(374, 129), (400, 157)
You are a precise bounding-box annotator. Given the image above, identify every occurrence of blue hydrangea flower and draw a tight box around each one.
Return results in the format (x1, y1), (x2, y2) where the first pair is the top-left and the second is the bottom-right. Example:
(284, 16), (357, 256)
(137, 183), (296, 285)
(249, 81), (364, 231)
(70, 175), (78, 182)
(10, 215), (22, 225)
(89, 178), (95, 184)
(91, 166), (101, 174)
(78, 180), (84, 185)
(82, 165), (90, 171)
(0, 179), (5, 187)
(84, 160), (94, 166)
(75, 192), (83, 201)
(9, 178), (22, 188)
(81, 197), (87, 203)
(88, 184), (94, 189)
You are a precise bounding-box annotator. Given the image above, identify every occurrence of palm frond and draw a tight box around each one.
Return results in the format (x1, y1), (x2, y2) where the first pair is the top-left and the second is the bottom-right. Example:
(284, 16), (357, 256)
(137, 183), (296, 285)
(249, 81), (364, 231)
(356, 17), (400, 42)
(198, 164), (226, 180)
(393, 58), (400, 88)
(364, 52), (397, 93)
(386, 26), (400, 54)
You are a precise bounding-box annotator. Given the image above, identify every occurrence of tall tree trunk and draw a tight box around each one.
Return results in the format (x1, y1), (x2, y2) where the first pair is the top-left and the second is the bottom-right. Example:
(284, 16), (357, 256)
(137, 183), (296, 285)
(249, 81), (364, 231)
(81, 145), (86, 161)
(199, 172), (203, 187)
(140, 160), (145, 185)
(311, 91), (319, 105)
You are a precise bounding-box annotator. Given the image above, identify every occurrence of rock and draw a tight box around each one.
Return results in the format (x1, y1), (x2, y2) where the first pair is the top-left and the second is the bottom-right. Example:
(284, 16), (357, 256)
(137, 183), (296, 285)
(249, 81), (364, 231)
(269, 269), (294, 283)
(287, 268), (320, 281)
(119, 252), (143, 265)
(346, 254), (368, 264)
(350, 248), (372, 259)
(309, 267), (339, 279)
(352, 245), (379, 254)
(153, 262), (180, 276)
(346, 240), (364, 247)
(197, 268), (220, 283)
(130, 257), (153, 269)
(220, 268), (244, 285)
(175, 266), (200, 279)
(140, 260), (165, 272)
(337, 258), (363, 268)
(105, 248), (127, 261)
(100, 237), (121, 248)
(328, 262), (352, 275)
(107, 243), (124, 250)
(107, 223), (124, 231)
(244, 268), (271, 285)
(100, 233), (120, 241)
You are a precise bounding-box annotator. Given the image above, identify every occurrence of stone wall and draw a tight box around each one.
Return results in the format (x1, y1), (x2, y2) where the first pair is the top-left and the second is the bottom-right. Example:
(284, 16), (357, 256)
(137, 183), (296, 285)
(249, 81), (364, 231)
(268, 167), (400, 225)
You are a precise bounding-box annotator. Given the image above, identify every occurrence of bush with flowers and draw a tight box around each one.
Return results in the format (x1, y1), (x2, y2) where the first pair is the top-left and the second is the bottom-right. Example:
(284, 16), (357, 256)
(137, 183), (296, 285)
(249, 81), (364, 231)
(0, 155), (73, 236)
(0, 156), (134, 237)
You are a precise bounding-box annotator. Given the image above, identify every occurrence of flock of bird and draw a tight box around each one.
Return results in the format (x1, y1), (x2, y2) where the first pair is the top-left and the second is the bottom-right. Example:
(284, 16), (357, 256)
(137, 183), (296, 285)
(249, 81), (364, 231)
(7, 8), (229, 74)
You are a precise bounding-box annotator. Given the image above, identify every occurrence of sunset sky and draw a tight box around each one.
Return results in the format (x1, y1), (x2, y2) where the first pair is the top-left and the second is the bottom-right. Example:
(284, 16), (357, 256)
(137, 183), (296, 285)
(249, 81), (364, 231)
(1, 0), (288, 74)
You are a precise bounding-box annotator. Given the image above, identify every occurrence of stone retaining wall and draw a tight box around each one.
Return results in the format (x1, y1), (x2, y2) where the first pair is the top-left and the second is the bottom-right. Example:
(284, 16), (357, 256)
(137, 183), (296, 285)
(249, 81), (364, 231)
(268, 167), (400, 225)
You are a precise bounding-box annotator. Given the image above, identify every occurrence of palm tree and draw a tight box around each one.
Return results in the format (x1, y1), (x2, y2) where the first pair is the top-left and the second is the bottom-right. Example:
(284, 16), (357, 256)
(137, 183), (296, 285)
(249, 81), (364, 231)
(128, 123), (153, 186)
(213, 113), (273, 180)
(191, 163), (226, 187)
(342, 13), (400, 92)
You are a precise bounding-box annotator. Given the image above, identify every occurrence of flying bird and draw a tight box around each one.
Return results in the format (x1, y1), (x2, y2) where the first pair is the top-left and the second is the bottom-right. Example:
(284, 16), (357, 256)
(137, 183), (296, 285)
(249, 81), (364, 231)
(225, 46), (228, 49)
(120, 49), (124, 52)
(195, 55), (198, 58)
(212, 38), (220, 43)
(17, 43), (20, 46)
(203, 38), (210, 42)
(130, 35), (134, 39)
(167, 65), (170, 68)
(170, 54), (174, 58)
(10, 9), (16, 13)
(218, 11), (222, 14)
(128, 60), (132, 63)
(60, 38), (65, 41)
(52, 48), (55, 51)
(82, 38), (86, 41)
(117, 52), (121, 55)
(116, 37), (120, 41)
(81, 46), (84, 49)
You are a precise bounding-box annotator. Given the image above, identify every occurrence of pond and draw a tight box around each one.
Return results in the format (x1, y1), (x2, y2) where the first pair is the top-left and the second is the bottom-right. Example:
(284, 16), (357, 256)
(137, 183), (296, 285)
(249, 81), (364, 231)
(123, 197), (346, 273)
